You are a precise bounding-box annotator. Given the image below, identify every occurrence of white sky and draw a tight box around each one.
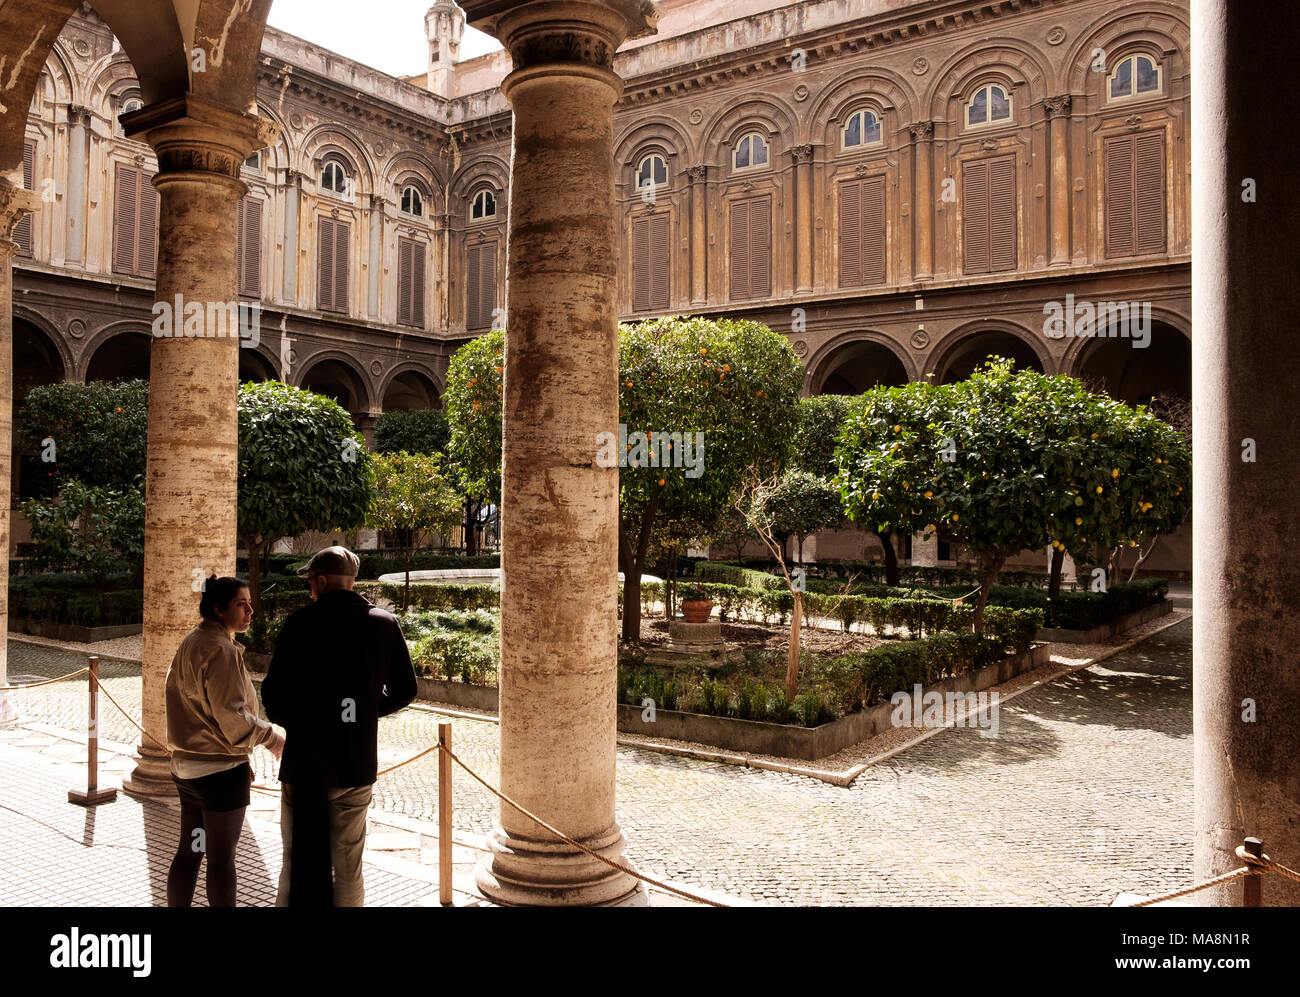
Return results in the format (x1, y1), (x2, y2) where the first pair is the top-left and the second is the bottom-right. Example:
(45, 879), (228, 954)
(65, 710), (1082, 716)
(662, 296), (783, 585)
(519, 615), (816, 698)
(266, 0), (502, 78)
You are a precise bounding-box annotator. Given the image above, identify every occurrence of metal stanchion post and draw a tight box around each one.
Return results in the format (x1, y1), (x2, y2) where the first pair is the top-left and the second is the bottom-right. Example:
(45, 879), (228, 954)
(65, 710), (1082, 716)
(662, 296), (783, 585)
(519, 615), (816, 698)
(1242, 837), (1263, 907)
(439, 722), (452, 905)
(69, 656), (118, 806)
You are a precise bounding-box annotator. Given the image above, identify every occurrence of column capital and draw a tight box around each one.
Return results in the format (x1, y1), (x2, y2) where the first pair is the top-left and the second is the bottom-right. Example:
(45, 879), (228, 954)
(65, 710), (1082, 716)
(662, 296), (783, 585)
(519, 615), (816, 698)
(1044, 94), (1073, 118)
(0, 179), (41, 249)
(907, 120), (934, 141)
(122, 95), (280, 179)
(790, 143), (815, 163)
(464, 0), (658, 76)
(67, 105), (94, 128)
(685, 164), (708, 184)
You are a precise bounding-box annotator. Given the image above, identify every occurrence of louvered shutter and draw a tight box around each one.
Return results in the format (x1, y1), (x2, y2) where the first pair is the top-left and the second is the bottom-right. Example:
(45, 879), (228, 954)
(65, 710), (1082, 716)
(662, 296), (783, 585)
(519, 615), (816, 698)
(237, 197), (262, 298)
(137, 173), (158, 278)
(1134, 131), (1166, 254)
(466, 242), (482, 328)
(650, 214), (670, 310)
(988, 155), (1016, 272)
(838, 181), (862, 287)
(729, 200), (750, 300)
(333, 220), (349, 313)
(633, 216), (651, 311)
(1105, 135), (1136, 258)
(962, 159), (990, 274)
(317, 218), (335, 311)
(113, 163), (138, 275)
(411, 240), (426, 327)
(14, 140), (35, 257)
(478, 243), (497, 328)
(398, 237), (425, 327)
(748, 195), (771, 298)
(861, 176), (886, 285)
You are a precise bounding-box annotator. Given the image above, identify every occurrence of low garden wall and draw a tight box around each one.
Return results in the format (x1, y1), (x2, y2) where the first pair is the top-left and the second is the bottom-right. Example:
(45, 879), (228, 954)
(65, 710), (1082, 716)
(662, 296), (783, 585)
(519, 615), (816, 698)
(1037, 598), (1172, 643)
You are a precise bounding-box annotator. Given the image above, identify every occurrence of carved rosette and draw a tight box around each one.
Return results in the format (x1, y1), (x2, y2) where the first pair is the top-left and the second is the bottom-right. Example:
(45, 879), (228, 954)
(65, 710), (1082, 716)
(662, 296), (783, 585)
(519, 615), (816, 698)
(1044, 95), (1073, 118)
(908, 121), (934, 141)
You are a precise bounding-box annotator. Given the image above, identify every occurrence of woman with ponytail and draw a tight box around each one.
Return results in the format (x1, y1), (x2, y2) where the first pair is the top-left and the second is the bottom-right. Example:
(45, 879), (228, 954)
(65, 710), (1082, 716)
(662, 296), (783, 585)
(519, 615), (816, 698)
(165, 574), (284, 906)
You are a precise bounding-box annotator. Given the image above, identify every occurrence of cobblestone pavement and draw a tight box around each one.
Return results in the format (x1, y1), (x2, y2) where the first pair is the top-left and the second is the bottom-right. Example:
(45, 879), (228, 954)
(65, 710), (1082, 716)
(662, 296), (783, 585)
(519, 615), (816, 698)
(3, 619), (1192, 905)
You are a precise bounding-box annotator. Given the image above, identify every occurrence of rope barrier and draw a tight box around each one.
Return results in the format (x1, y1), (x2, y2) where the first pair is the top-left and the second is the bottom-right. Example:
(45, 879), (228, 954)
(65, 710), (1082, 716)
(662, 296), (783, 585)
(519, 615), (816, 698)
(1126, 844), (1300, 906)
(1127, 867), (1252, 906)
(0, 667), (90, 691)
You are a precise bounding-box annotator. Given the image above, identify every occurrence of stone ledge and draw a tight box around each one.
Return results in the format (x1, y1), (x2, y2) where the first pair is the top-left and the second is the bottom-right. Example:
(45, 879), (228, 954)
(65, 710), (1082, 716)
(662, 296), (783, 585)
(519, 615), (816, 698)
(7, 618), (142, 644)
(1036, 599), (1172, 644)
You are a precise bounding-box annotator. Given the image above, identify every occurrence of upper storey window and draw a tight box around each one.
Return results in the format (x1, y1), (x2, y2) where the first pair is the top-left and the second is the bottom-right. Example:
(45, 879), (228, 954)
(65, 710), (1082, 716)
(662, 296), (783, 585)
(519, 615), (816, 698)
(401, 185), (425, 217)
(733, 132), (769, 171)
(637, 153), (667, 190)
(1108, 54), (1162, 101)
(842, 108), (883, 149)
(244, 151), (262, 173)
(471, 188), (497, 221)
(321, 158), (351, 197)
(966, 83), (1012, 128)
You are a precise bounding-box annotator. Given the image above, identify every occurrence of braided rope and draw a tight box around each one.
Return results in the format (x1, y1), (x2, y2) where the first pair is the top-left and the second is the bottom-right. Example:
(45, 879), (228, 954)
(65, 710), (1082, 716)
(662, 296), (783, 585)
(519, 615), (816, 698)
(0, 667), (90, 691)
(1128, 866), (1251, 906)
(1237, 844), (1300, 886)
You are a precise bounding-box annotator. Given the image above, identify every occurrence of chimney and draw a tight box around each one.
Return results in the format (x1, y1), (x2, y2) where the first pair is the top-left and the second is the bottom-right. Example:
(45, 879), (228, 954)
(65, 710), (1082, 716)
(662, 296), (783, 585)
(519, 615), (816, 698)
(425, 1), (464, 97)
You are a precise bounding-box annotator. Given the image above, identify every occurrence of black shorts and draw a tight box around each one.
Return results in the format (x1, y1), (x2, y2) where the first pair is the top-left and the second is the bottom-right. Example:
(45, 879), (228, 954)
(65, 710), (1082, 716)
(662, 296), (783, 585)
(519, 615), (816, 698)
(173, 762), (253, 813)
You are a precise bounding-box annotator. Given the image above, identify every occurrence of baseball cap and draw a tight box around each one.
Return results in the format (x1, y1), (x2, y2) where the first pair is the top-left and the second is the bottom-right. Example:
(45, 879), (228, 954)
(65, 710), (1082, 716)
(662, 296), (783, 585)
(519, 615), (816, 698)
(297, 546), (361, 578)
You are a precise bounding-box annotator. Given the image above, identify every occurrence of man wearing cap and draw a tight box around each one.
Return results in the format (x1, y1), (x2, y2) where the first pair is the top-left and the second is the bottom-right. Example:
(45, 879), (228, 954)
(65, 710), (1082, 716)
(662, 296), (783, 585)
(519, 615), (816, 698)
(261, 545), (417, 906)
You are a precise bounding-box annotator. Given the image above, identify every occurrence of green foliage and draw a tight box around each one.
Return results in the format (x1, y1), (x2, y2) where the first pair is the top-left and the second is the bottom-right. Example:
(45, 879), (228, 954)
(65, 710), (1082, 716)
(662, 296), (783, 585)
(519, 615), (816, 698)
(20, 380), (149, 491)
(21, 480), (144, 581)
(791, 394), (855, 479)
(374, 409), (450, 456)
(8, 572), (142, 627)
(355, 551), (500, 579)
(237, 381), (374, 547)
(696, 562), (785, 590)
(407, 610), (500, 684)
(444, 330), (504, 506)
(750, 469), (845, 541)
(354, 580), (500, 613)
(368, 452), (464, 552)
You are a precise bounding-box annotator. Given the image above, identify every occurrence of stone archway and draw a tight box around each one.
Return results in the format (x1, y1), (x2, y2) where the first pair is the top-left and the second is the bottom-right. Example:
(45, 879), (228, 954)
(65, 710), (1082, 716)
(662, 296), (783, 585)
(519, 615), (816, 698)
(936, 327), (1046, 383)
(238, 347), (278, 384)
(1073, 321), (1191, 407)
(381, 367), (440, 411)
(11, 317), (67, 508)
(807, 335), (910, 395)
(297, 356), (372, 422)
(85, 330), (151, 382)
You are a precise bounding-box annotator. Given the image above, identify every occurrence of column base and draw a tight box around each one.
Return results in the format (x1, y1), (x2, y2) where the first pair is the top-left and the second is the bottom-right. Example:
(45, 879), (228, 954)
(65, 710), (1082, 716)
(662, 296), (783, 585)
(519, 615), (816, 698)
(121, 746), (176, 799)
(473, 821), (640, 906)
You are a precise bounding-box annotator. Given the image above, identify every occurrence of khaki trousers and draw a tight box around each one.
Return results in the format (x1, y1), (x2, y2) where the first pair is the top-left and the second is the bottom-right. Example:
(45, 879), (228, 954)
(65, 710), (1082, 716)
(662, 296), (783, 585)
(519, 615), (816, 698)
(276, 783), (373, 907)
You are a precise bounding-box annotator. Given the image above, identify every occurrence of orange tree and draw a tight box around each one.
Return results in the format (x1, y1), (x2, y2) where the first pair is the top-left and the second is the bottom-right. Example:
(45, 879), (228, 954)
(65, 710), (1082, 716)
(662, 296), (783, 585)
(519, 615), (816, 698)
(617, 316), (802, 641)
(368, 451), (464, 610)
(444, 329), (504, 554)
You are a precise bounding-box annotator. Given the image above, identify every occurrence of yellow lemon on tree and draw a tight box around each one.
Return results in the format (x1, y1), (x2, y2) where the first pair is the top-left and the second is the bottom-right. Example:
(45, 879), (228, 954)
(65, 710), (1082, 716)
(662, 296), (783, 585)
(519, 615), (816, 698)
(1096, 486), (1103, 494)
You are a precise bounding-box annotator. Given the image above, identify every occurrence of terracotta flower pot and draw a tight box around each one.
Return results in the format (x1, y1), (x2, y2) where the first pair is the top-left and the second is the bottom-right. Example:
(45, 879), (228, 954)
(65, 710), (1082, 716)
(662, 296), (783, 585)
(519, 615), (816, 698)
(680, 599), (714, 623)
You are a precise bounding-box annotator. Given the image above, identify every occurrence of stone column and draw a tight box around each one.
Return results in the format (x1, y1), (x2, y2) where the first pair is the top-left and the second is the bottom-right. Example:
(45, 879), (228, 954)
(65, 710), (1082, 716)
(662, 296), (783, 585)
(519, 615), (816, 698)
(911, 531), (938, 568)
(686, 165), (708, 304)
(367, 194), (384, 318)
(909, 121), (934, 282)
(0, 181), (41, 725)
(1192, 0), (1300, 905)
(464, 0), (658, 906)
(282, 170), (301, 303)
(792, 145), (813, 293)
(1044, 96), (1071, 266)
(65, 107), (91, 266)
(119, 97), (276, 795)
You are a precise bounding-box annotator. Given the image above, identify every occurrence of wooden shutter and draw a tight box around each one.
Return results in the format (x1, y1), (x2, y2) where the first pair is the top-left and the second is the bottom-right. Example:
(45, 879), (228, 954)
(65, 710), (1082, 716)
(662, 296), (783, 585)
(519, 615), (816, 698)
(137, 173), (157, 278)
(633, 216), (651, 311)
(113, 163), (138, 275)
(1134, 131), (1166, 254)
(398, 237), (426, 327)
(466, 241), (482, 328)
(650, 214), (670, 310)
(333, 219), (350, 313)
(748, 195), (771, 298)
(839, 176), (887, 287)
(14, 140), (35, 257)
(237, 197), (262, 298)
(1107, 132), (1165, 258)
(467, 242), (497, 329)
(963, 154), (1015, 275)
(317, 218), (335, 310)
(729, 200), (750, 300)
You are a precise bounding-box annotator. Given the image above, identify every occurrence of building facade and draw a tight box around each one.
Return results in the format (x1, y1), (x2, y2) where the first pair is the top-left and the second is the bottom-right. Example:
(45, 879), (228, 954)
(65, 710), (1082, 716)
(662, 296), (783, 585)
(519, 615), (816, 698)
(12, 0), (1191, 569)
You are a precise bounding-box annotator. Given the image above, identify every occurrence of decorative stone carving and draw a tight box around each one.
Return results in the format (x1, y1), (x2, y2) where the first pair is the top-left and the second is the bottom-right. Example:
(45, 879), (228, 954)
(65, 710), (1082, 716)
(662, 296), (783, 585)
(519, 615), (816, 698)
(739, 180), (754, 192)
(68, 319), (87, 339)
(1047, 25), (1067, 45)
(791, 144), (814, 163)
(1044, 95), (1072, 117)
(854, 164), (871, 178)
(981, 139), (998, 151)
(0, 182), (41, 245)
(685, 165), (707, 184)
(911, 329), (930, 350)
(157, 147), (240, 178)
(1126, 115), (1143, 130)
(370, 359), (384, 376)
(510, 32), (612, 70)
(908, 120), (934, 140)
(792, 339), (809, 357)
(912, 57), (929, 75)
(794, 84), (810, 102)
(689, 108), (703, 124)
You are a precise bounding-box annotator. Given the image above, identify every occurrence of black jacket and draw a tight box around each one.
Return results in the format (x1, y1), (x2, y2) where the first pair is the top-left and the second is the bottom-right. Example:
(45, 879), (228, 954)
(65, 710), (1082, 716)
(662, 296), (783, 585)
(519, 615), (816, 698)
(261, 588), (417, 788)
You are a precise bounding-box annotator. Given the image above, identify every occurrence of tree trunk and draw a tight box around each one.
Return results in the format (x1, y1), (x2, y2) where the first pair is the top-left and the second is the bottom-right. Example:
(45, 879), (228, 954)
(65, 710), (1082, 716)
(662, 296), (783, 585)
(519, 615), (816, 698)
(464, 499), (478, 556)
(972, 554), (1005, 636)
(786, 590), (802, 702)
(246, 535), (263, 616)
(876, 530), (900, 586)
(1127, 536), (1160, 582)
(1047, 544), (1065, 626)
(403, 548), (414, 613)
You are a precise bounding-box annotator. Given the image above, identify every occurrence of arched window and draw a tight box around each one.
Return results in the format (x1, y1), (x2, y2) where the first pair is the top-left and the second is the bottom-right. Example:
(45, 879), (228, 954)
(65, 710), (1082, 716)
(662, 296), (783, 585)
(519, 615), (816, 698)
(122, 97), (143, 115)
(1108, 54), (1162, 101)
(842, 108), (883, 149)
(966, 83), (1012, 128)
(637, 153), (667, 190)
(401, 185), (425, 217)
(733, 132), (770, 171)
(321, 158), (350, 196)
(471, 188), (497, 221)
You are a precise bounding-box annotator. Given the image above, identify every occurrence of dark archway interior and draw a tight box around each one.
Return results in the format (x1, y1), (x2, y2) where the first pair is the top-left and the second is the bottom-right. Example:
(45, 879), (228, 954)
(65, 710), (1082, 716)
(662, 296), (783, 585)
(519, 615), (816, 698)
(816, 340), (908, 395)
(941, 331), (1043, 384)
(300, 359), (366, 416)
(1076, 322), (1191, 407)
(382, 370), (440, 411)
(239, 350), (276, 384)
(85, 332), (150, 382)
(12, 319), (66, 503)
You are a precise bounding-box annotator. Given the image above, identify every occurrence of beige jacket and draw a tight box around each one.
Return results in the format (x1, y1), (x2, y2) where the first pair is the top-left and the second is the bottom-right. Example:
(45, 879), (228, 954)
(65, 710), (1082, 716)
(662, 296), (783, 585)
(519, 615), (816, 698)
(166, 619), (277, 765)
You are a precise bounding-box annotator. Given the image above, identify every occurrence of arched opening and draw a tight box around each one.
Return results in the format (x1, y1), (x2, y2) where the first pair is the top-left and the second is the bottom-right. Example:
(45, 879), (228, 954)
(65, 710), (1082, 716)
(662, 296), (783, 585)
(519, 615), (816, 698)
(382, 369), (440, 412)
(85, 331), (151, 382)
(813, 340), (909, 395)
(1075, 321), (1191, 406)
(12, 318), (66, 505)
(299, 358), (368, 421)
(940, 330), (1043, 383)
(239, 350), (277, 384)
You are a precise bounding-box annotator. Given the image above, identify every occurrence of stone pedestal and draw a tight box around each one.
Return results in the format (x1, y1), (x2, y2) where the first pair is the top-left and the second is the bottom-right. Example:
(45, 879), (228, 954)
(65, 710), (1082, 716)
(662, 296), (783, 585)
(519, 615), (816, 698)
(645, 621), (738, 669)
